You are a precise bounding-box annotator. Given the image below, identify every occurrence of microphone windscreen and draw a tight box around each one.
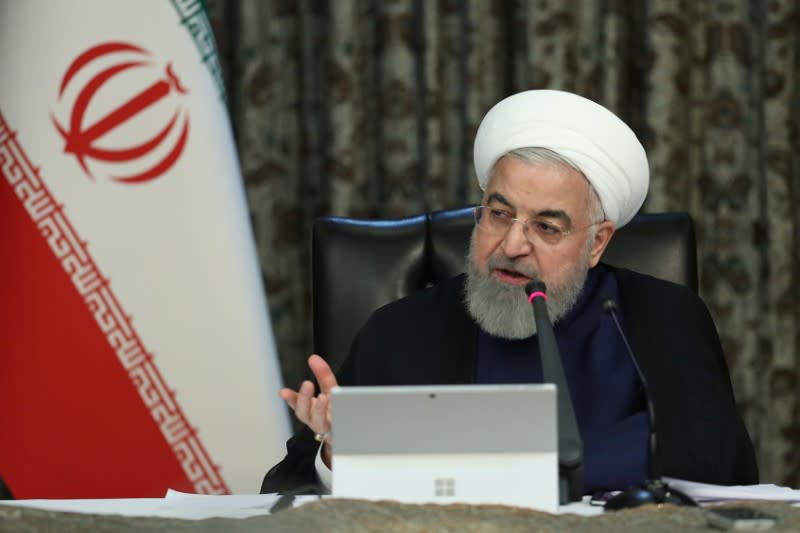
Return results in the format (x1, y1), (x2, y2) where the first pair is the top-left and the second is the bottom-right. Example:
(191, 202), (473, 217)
(601, 297), (618, 313)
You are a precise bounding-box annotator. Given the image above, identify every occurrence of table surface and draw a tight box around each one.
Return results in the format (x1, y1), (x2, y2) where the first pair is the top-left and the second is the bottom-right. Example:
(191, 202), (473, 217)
(2, 498), (800, 532)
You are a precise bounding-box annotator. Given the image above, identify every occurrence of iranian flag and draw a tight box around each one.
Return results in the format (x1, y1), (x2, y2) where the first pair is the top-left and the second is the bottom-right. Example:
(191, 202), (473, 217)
(0, 0), (290, 497)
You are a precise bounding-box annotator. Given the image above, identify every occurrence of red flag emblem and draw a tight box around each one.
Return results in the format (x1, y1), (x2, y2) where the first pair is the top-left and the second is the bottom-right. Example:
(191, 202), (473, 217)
(51, 41), (190, 184)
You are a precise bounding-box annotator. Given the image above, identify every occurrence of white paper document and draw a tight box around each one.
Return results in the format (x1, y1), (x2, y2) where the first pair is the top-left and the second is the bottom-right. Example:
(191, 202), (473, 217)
(0, 490), (321, 520)
(663, 477), (800, 504)
(161, 489), (322, 518)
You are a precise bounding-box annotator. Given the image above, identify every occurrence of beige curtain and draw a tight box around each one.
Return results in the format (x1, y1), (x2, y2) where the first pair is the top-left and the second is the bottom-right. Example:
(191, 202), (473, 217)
(207, 0), (800, 486)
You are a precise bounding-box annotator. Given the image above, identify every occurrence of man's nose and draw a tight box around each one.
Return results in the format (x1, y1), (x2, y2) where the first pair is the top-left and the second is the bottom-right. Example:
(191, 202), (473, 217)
(500, 221), (533, 257)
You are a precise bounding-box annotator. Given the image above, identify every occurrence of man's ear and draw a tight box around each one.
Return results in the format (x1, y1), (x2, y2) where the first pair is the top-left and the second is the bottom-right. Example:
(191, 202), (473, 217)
(588, 220), (616, 268)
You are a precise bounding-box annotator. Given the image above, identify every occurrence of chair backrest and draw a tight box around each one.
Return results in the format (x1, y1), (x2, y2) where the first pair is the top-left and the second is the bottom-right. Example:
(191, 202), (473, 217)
(312, 208), (697, 373)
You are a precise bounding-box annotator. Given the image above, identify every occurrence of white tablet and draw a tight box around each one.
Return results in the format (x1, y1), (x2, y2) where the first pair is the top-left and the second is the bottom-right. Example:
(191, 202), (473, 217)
(330, 383), (558, 511)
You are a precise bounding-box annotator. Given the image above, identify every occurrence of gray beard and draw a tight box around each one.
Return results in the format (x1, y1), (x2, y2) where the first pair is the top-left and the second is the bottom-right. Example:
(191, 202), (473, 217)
(464, 232), (591, 340)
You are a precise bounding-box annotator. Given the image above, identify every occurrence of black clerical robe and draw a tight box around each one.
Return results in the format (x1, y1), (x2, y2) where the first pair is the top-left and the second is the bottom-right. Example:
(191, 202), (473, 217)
(260, 265), (758, 494)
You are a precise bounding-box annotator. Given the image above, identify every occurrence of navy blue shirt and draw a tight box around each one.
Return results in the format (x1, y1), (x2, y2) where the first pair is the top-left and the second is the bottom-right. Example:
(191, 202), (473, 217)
(475, 264), (650, 493)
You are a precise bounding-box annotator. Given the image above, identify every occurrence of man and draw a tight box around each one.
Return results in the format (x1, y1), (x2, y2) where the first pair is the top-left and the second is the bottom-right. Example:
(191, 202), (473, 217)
(261, 90), (758, 495)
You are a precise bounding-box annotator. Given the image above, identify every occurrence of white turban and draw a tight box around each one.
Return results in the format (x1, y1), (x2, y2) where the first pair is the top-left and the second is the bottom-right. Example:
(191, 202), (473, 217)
(473, 90), (649, 228)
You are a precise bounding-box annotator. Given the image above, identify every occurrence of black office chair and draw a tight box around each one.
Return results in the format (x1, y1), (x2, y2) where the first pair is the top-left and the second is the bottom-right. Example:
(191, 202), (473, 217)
(312, 207), (697, 374)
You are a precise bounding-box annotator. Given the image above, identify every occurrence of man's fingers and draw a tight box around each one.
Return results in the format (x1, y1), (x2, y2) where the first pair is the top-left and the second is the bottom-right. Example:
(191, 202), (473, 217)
(308, 354), (338, 394)
(293, 380), (315, 424)
(280, 355), (337, 436)
(278, 388), (298, 410)
(310, 393), (331, 435)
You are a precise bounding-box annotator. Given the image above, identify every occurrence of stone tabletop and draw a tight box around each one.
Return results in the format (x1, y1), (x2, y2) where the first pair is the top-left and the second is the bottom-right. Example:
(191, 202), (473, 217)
(1, 498), (799, 532)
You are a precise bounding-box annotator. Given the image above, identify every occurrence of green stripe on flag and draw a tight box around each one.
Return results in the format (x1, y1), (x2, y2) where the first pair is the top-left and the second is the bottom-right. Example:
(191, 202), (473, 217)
(170, 0), (227, 103)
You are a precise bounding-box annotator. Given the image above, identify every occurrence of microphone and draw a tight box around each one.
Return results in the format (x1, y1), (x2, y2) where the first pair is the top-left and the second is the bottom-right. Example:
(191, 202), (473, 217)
(600, 297), (696, 510)
(525, 280), (584, 503)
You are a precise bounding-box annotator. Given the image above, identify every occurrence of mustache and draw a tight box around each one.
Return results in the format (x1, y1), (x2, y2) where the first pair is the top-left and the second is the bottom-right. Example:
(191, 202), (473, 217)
(486, 254), (540, 280)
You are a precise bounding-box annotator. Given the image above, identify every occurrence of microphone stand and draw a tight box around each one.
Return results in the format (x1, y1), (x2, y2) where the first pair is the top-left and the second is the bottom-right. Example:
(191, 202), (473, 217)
(601, 297), (696, 510)
(525, 281), (584, 503)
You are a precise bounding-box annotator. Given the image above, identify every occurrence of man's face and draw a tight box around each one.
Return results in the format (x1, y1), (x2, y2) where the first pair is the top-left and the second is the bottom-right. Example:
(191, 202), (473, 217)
(465, 155), (614, 339)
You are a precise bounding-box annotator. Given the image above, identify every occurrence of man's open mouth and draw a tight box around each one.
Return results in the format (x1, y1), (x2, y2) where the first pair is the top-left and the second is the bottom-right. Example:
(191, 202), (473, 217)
(493, 268), (531, 285)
